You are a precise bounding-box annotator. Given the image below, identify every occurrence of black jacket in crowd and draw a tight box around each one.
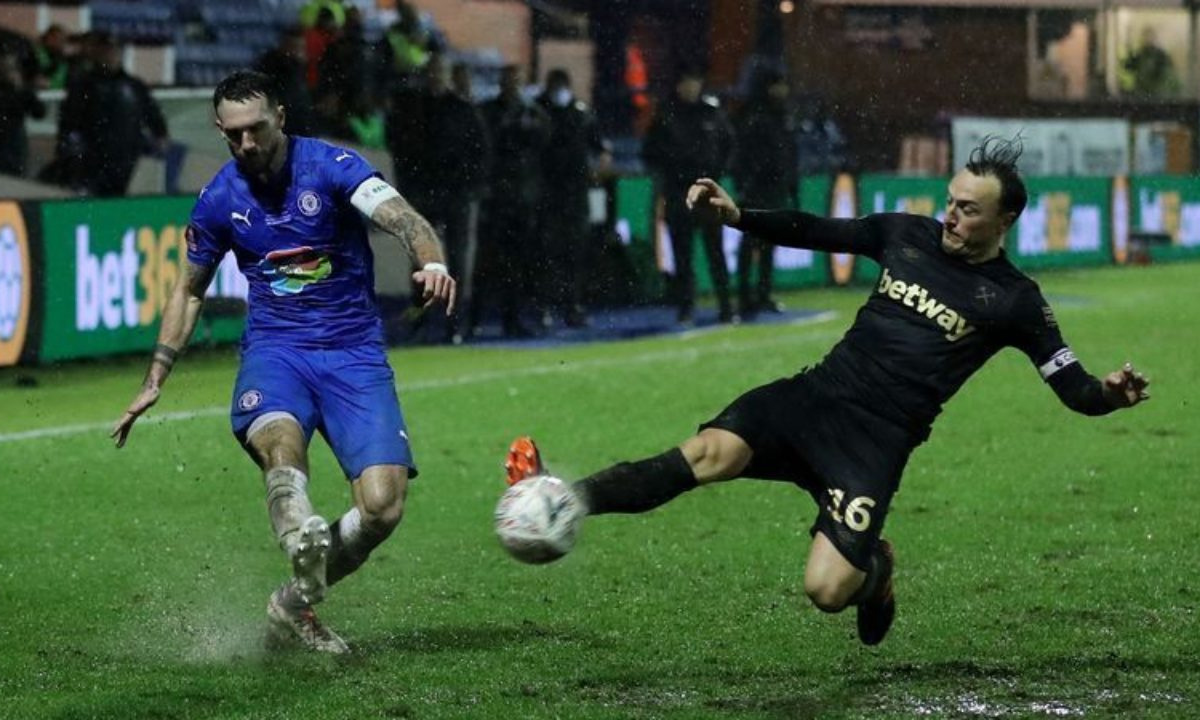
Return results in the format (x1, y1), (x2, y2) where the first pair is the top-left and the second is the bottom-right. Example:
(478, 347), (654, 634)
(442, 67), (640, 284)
(732, 97), (798, 205)
(536, 93), (608, 193)
(0, 73), (45, 175)
(480, 92), (551, 208)
(385, 86), (489, 214)
(642, 94), (734, 191)
(58, 65), (167, 196)
(254, 48), (319, 138)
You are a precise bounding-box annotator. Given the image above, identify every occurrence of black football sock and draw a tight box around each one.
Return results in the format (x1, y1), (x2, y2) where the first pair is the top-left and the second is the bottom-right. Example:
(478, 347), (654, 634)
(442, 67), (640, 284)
(326, 511), (392, 587)
(572, 447), (698, 515)
(850, 547), (885, 605)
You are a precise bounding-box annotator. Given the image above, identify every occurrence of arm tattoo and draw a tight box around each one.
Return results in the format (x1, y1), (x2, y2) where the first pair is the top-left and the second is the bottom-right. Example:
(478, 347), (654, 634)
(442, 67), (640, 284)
(374, 196), (443, 265)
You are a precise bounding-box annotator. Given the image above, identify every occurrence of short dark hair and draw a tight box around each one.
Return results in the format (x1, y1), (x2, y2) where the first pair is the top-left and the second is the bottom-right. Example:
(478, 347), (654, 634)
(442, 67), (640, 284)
(212, 70), (279, 111)
(966, 135), (1027, 219)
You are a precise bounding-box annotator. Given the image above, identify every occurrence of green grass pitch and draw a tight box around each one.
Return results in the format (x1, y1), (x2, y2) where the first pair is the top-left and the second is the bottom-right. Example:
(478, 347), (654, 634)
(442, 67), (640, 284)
(2, 263), (1197, 719)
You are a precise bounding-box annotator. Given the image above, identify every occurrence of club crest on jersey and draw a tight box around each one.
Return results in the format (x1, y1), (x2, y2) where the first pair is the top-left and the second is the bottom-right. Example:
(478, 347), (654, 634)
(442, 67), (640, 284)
(238, 389), (263, 411)
(297, 190), (322, 217)
(877, 267), (976, 342)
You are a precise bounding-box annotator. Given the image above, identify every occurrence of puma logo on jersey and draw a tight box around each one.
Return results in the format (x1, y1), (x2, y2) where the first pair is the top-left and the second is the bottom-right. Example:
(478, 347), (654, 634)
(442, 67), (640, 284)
(231, 208), (252, 227)
(335, 151), (351, 162)
(877, 267), (976, 342)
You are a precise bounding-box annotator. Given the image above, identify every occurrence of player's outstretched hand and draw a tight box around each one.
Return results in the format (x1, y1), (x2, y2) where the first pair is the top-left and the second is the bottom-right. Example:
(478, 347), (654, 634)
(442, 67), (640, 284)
(686, 178), (740, 226)
(1101, 362), (1150, 409)
(412, 264), (457, 316)
(111, 384), (161, 448)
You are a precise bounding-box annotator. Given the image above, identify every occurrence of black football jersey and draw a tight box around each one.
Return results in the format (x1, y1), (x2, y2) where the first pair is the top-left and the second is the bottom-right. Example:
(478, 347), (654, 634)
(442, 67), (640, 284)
(738, 211), (1089, 437)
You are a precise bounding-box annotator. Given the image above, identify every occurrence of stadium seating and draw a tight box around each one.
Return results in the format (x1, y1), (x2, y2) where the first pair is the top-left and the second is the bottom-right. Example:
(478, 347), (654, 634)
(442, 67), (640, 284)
(89, 0), (290, 87)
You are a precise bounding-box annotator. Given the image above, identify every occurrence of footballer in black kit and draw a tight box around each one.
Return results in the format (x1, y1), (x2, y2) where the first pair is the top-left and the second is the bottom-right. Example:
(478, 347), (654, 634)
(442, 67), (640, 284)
(503, 138), (1149, 647)
(702, 210), (1116, 573)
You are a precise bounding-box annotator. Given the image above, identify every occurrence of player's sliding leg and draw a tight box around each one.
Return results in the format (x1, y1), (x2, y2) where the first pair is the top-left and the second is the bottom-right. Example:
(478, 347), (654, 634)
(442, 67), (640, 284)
(804, 531), (895, 646)
(574, 428), (752, 513)
(325, 464), (408, 587)
(506, 428), (751, 516)
(246, 413), (331, 605)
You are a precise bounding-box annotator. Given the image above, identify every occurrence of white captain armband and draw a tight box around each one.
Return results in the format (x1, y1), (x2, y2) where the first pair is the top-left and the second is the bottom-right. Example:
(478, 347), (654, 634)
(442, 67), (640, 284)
(1038, 347), (1078, 380)
(350, 177), (402, 218)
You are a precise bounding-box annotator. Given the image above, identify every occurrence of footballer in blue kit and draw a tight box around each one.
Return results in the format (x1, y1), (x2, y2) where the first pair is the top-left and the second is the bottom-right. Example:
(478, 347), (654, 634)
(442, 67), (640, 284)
(113, 71), (457, 654)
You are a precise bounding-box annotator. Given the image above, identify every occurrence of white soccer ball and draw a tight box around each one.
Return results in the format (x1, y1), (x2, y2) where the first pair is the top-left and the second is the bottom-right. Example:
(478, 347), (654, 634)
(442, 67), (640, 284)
(494, 475), (582, 564)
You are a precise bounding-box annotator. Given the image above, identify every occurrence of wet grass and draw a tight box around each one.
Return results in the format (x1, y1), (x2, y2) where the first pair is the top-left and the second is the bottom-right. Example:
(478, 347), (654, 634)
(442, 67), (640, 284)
(2, 263), (1198, 718)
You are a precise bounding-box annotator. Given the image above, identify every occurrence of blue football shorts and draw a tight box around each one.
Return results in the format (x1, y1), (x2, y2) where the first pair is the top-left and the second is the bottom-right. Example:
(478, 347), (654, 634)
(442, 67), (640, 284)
(230, 343), (416, 480)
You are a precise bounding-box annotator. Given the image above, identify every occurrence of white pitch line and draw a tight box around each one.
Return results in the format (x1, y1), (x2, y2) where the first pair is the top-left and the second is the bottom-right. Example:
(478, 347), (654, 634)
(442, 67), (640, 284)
(1, 313), (840, 445)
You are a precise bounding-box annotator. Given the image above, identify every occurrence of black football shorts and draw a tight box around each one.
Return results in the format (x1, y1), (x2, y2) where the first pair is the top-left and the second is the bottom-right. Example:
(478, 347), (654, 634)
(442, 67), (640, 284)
(699, 372), (916, 571)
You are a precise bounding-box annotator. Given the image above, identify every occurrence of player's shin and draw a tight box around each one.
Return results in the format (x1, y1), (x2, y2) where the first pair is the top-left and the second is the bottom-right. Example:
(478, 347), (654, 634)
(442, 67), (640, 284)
(265, 466), (315, 547)
(572, 448), (698, 515)
(326, 507), (394, 586)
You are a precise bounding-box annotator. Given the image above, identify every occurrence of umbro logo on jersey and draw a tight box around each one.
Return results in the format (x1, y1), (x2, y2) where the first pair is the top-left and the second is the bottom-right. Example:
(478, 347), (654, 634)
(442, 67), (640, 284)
(231, 208), (253, 227)
(877, 267), (976, 342)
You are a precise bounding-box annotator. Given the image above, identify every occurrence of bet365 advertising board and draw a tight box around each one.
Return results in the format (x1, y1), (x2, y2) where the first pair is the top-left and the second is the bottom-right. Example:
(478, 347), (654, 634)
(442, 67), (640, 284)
(616, 176), (830, 295)
(823, 175), (1112, 284)
(1128, 176), (1200, 262)
(36, 197), (246, 362)
(0, 201), (34, 367)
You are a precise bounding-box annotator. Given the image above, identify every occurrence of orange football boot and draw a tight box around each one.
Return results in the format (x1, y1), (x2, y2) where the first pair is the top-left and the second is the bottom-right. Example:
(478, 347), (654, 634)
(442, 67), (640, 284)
(504, 436), (545, 486)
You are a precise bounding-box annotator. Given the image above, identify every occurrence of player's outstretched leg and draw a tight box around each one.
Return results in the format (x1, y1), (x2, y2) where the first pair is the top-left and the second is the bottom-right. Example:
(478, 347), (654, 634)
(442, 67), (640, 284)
(265, 580), (349, 654)
(504, 431), (747, 517)
(854, 540), (895, 646)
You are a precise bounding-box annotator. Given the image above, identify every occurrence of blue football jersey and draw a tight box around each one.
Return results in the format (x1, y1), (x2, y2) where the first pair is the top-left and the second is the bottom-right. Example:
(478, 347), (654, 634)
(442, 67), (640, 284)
(187, 136), (385, 349)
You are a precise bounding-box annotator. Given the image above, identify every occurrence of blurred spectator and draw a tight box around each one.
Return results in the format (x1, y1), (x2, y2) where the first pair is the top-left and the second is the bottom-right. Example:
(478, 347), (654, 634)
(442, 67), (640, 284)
(33, 24), (68, 89)
(642, 65), (735, 324)
(536, 68), (611, 329)
(1120, 27), (1180, 98)
(374, 2), (435, 95)
(304, 7), (340, 91)
(52, 32), (167, 196)
(0, 27), (36, 83)
(0, 49), (45, 176)
(795, 94), (848, 176)
(386, 54), (489, 343)
(469, 64), (551, 338)
(626, 42), (651, 135)
(450, 61), (473, 101)
(317, 7), (375, 142)
(299, 0), (346, 29)
(731, 68), (796, 319)
(255, 26), (319, 137)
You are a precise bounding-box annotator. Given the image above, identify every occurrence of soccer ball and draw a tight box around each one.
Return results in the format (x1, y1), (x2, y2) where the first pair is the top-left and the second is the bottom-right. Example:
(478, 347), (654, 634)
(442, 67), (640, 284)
(494, 475), (582, 564)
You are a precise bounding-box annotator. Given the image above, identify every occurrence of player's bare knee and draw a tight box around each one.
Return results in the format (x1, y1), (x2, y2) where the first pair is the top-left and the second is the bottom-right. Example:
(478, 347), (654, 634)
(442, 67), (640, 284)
(804, 533), (865, 612)
(680, 429), (751, 484)
(804, 576), (854, 613)
(356, 466), (408, 534)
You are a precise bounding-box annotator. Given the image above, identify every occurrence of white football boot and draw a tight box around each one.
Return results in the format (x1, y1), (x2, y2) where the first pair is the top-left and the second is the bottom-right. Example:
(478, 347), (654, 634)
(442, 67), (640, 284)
(288, 515), (331, 605)
(265, 583), (350, 655)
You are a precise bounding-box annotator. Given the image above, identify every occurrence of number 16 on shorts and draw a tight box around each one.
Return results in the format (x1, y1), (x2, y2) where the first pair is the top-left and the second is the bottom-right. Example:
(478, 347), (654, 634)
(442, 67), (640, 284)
(825, 489), (877, 532)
